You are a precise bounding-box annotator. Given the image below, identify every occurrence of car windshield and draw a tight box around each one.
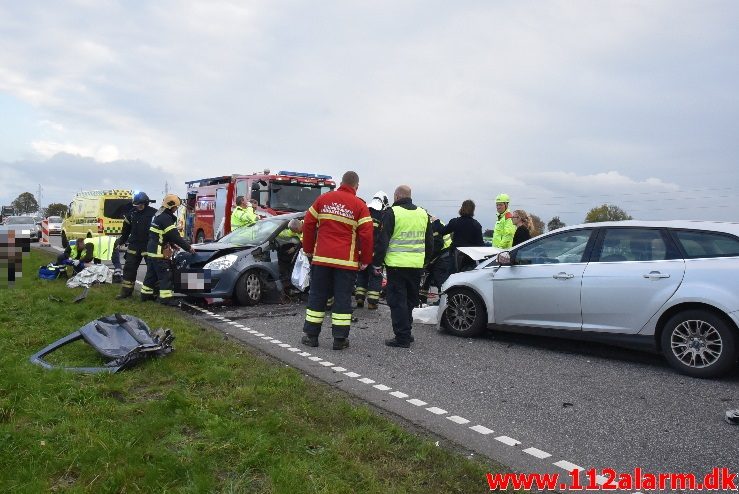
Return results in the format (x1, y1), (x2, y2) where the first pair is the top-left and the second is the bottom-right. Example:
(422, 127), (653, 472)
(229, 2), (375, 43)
(269, 183), (331, 212)
(6, 216), (35, 225)
(220, 217), (288, 246)
(49, 216), (62, 222)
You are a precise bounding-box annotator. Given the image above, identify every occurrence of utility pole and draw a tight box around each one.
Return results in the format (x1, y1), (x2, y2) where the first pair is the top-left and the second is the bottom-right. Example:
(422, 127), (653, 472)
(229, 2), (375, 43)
(164, 181), (169, 195)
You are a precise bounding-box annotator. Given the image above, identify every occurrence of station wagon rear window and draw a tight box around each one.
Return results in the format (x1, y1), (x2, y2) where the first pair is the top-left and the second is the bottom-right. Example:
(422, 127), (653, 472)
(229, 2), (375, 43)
(674, 230), (739, 258)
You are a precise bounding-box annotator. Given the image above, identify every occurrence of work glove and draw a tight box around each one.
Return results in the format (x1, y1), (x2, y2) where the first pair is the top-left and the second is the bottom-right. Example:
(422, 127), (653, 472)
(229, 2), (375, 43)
(72, 260), (80, 267)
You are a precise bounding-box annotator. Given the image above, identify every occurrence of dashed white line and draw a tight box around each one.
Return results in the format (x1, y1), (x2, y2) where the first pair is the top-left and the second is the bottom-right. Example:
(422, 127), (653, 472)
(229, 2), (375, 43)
(288, 348), (300, 352)
(523, 447), (552, 459)
(271, 339), (283, 344)
(495, 436), (521, 447)
(426, 407), (447, 415)
(278, 343), (291, 348)
(298, 352), (311, 357)
(373, 384), (392, 391)
(407, 399), (427, 407)
(253, 332), (264, 336)
(447, 416), (470, 425)
(331, 367), (347, 372)
(308, 356), (323, 362)
(358, 378), (376, 384)
(344, 372), (361, 378)
(554, 460), (584, 472)
(319, 361), (335, 367)
(469, 425), (494, 435)
(389, 391), (409, 399)
(261, 336), (273, 340)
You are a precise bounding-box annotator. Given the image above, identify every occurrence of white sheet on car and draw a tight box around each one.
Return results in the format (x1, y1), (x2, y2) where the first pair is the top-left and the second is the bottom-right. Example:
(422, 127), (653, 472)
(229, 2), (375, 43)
(66, 265), (111, 288)
(456, 246), (502, 261)
(412, 305), (439, 325)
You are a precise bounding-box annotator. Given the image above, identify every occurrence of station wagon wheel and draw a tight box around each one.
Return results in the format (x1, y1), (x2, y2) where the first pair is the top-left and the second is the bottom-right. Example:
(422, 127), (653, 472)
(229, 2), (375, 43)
(235, 269), (264, 306)
(661, 309), (737, 378)
(441, 288), (487, 337)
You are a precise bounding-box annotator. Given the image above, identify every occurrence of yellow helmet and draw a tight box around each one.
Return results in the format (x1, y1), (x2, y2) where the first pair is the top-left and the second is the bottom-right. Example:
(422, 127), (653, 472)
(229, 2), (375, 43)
(162, 194), (182, 209)
(495, 193), (510, 203)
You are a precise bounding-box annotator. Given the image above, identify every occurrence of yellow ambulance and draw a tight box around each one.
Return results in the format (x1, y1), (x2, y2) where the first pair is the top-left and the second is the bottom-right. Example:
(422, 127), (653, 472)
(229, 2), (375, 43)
(61, 189), (133, 247)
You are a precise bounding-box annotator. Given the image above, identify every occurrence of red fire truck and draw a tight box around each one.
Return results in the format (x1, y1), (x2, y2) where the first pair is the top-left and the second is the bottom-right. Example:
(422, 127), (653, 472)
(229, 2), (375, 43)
(184, 170), (335, 243)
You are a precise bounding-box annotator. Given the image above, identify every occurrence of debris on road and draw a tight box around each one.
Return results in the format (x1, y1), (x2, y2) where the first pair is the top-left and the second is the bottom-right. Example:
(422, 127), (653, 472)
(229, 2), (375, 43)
(726, 409), (739, 425)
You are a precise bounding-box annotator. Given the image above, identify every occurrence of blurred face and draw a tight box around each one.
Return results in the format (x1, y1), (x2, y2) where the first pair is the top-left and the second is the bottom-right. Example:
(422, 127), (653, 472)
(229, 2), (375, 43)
(135, 203), (145, 211)
(510, 213), (520, 225)
(496, 202), (507, 214)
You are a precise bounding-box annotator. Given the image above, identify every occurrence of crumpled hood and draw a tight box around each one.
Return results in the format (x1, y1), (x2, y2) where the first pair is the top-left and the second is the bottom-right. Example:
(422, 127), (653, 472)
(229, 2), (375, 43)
(179, 242), (260, 267)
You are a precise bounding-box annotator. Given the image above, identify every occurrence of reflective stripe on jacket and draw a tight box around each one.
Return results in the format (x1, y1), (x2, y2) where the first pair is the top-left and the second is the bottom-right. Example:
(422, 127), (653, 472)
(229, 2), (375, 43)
(493, 210), (516, 249)
(84, 236), (116, 261)
(231, 205), (257, 229)
(147, 209), (192, 258)
(385, 206), (429, 268)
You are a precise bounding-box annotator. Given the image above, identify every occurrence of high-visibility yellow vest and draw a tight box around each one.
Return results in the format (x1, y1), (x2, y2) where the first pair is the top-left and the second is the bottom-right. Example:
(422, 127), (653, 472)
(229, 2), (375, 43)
(84, 236), (116, 261)
(385, 206), (428, 268)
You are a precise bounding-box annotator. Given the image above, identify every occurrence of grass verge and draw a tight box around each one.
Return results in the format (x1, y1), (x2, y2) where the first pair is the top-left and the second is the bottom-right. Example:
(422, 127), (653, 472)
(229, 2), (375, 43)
(0, 249), (506, 493)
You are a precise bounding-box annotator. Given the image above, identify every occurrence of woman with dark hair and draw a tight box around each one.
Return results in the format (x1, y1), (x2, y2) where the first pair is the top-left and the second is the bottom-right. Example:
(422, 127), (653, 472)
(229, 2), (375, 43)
(442, 199), (484, 272)
(511, 209), (532, 246)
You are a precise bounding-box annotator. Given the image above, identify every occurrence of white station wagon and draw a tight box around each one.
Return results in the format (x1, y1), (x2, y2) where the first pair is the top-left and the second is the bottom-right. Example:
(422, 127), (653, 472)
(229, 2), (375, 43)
(438, 221), (739, 378)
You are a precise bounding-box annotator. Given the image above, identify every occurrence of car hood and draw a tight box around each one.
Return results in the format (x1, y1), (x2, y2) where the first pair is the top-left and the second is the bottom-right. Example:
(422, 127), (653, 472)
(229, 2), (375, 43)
(185, 242), (262, 266)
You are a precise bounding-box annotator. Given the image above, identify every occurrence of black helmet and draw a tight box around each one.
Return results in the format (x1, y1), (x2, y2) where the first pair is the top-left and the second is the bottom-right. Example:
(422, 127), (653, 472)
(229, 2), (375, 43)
(133, 192), (150, 205)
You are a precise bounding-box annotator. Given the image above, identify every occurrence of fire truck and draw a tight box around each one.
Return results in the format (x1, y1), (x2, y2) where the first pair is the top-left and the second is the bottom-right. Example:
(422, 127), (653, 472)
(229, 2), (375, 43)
(184, 170), (335, 243)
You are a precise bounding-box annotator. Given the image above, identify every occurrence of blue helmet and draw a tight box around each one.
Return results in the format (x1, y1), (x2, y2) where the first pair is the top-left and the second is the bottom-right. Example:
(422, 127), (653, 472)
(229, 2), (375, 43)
(133, 191), (150, 205)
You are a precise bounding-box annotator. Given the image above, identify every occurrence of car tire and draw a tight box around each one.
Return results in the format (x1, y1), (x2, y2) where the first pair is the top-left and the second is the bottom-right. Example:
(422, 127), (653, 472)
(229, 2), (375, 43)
(235, 269), (264, 306)
(441, 288), (488, 337)
(661, 309), (738, 378)
(196, 230), (205, 244)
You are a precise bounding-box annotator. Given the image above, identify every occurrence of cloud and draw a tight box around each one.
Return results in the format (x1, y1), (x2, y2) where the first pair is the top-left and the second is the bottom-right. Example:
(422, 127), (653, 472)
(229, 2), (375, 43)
(31, 141), (121, 162)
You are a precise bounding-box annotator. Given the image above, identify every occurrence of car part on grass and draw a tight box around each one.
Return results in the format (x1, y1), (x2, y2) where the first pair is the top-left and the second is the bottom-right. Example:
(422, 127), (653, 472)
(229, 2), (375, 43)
(726, 409), (739, 425)
(29, 313), (175, 373)
(72, 286), (90, 303)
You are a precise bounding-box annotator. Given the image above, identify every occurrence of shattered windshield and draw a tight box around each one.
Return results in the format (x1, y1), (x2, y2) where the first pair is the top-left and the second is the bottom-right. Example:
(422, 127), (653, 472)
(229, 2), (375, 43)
(221, 217), (288, 246)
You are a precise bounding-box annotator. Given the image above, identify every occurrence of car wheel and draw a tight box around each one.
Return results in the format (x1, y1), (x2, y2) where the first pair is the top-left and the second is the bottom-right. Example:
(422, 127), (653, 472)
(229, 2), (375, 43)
(235, 270), (264, 306)
(661, 309), (737, 378)
(61, 230), (69, 248)
(441, 288), (487, 337)
(196, 230), (205, 244)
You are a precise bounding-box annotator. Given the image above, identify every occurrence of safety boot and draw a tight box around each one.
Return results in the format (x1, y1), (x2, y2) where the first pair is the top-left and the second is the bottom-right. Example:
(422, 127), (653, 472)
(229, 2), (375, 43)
(115, 288), (133, 300)
(332, 338), (350, 350)
(366, 301), (378, 310)
(301, 334), (319, 347)
(141, 293), (157, 302)
(355, 297), (365, 308)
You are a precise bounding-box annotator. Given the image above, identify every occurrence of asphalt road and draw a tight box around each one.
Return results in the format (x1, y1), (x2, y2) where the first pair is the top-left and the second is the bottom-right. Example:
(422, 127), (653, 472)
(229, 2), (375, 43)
(41, 235), (739, 491)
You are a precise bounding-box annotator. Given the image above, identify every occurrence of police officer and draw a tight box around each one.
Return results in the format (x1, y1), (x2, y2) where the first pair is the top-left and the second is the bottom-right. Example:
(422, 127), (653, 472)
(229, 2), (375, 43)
(301, 171), (374, 350)
(355, 191), (388, 310)
(374, 185), (433, 347)
(115, 192), (157, 299)
(231, 196), (257, 230)
(493, 193), (516, 249)
(141, 194), (195, 306)
(419, 214), (452, 305)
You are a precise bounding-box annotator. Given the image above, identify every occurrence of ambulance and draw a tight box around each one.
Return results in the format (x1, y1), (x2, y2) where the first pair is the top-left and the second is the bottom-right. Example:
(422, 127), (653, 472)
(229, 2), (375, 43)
(61, 189), (133, 247)
(185, 170), (335, 243)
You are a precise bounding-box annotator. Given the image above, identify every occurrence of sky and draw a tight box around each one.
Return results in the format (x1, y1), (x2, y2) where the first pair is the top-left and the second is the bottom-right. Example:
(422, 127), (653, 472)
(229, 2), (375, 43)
(1, 0), (738, 229)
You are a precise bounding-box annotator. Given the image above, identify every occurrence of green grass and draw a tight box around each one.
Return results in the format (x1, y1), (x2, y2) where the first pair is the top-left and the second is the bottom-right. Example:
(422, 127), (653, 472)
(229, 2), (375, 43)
(0, 250), (505, 493)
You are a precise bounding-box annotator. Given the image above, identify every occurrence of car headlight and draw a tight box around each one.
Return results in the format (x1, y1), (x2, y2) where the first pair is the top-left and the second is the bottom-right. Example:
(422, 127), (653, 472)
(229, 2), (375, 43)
(204, 254), (238, 270)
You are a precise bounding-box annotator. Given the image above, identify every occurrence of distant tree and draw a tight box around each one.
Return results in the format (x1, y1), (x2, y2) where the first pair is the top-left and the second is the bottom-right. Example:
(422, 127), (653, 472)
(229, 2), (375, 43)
(45, 203), (69, 218)
(547, 216), (566, 231)
(11, 192), (39, 215)
(584, 204), (632, 223)
(529, 214), (545, 237)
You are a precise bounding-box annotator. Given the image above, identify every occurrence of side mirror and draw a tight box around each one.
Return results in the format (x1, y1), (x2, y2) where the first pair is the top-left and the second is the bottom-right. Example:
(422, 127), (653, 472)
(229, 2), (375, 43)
(497, 251), (512, 266)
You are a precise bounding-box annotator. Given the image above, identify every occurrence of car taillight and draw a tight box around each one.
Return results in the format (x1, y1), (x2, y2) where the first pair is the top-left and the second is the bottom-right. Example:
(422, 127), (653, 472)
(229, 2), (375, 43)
(97, 218), (104, 233)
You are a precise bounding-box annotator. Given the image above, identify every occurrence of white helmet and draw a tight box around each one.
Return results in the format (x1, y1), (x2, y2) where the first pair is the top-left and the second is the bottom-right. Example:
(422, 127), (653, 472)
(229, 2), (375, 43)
(368, 191), (389, 211)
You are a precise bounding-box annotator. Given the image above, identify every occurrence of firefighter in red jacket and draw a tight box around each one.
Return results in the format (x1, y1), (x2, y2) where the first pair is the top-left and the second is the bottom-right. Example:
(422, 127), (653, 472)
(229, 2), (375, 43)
(301, 171), (374, 350)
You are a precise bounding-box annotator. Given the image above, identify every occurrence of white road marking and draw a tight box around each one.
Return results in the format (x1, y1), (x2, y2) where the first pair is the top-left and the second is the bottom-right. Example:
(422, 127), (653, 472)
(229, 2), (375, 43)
(407, 399), (427, 407)
(319, 361), (335, 367)
(262, 336), (273, 341)
(358, 378), (376, 384)
(523, 447), (551, 459)
(595, 475), (609, 485)
(426, 407), (447, 415)
(271, 339), (283, 344)
(278, 343), (291, 348)
(469, 425), (494, 435)
(331, 367), (347, 372)
(447, 416), (470, 425)
(298, 352), (311, 357)
(344, 372), (361, 378)
(389, 391), (408, 399)
(554, 460), (584, 472)
(373, 384), (392, 391)
(495, 436), (521, 447)
(308, 356), (323, 362)
(253, 332), (264, 336)
(288, 348), (300, 352)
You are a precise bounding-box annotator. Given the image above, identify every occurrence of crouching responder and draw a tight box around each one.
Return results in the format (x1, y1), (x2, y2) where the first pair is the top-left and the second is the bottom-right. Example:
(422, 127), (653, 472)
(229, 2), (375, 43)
(355, 191), (389, 310)
(115, 191), (157, 299)
(231, 196), (257, 230)
(419, 214), (452, 305)
(57, 238), (94, 272)
(141, 194), (195, 306)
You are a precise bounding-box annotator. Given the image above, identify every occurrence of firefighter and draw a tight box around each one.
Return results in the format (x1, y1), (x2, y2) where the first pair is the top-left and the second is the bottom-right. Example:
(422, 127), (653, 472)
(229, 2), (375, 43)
(355, 191), (388, 310)
(493, 193), (516, 249)
(419, 214), (452, 305)
(231, 196), (257, 230)
(57, 237), (94, 272)
(115, 191), (157, 299)
(300, 171), (374, 350)
(374, 185), (433, 348)
(141, 194), (195, 306)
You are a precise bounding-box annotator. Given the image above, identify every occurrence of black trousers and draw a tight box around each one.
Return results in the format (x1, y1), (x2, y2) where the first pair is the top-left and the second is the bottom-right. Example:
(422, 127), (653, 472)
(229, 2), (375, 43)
(120, 250), (145, 293)
(420, 251), (451, 302)
(142, 257), (174, 299)
(386, 267), (422, 343)
(303, 264), (355, 339)
(355, 265), (383, 304)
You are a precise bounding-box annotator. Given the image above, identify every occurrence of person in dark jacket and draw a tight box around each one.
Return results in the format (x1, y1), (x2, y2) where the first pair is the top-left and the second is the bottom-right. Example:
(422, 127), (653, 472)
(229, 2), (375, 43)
(374, 185), (434, 347)
(442, 199), (484, 272)
(141, 194), (194, 306)
(56, 237), (95, 272)
(115, 192), (157, 299)
(355, 191), (389, 310)
(511, 209), (532, 246)
(419, 215), (452, 305)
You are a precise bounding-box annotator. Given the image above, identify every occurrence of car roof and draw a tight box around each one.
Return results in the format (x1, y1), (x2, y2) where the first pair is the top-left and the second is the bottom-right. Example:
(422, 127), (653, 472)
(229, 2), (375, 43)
(557, 220), (739, 236)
